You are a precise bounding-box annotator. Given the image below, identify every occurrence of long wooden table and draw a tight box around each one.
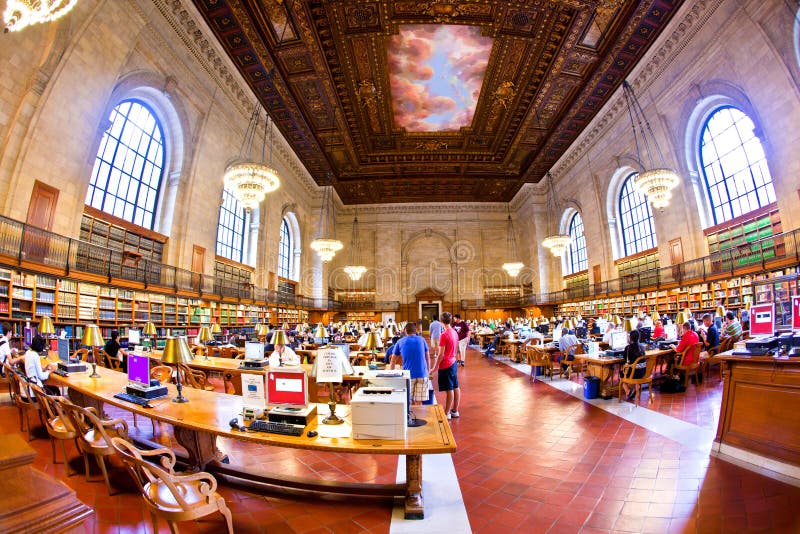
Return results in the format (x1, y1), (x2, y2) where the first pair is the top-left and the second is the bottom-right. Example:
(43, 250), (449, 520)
(50, 367), (455, 519)
(575, 348), (674, 398)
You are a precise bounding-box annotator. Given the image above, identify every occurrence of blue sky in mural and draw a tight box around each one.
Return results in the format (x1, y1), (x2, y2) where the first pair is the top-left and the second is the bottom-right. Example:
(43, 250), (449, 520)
(388, 25), (493, 132)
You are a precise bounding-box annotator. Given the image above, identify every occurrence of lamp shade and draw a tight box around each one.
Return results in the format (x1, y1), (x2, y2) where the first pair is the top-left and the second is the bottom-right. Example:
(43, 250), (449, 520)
(198, 326), (213, 343)
(211, 322), (222, 334)
(161, 336), (194, 365)
(675, 312), (689, 325)
(314, 324), (327, 338)
(563, 319), (574, 330)
(613, 315), (622, 326)
(81, 324), (105, 347)
(363, 331), (383, 350)
(257, 324), (269, 337)
(380, 327), (392, 340)
(282, 322), (289, 331)
(143, 321), (157, 336)
(623, 318), (638, 332)
(272, 330), (290, 346)
(715, 306), (725, 318)
(39, 316), (55, 335)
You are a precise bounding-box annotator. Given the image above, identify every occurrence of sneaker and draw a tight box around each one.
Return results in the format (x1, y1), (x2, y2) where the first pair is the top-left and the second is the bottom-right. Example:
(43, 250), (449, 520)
(450, 410), (460, 418)
(446, 413), (452, 420)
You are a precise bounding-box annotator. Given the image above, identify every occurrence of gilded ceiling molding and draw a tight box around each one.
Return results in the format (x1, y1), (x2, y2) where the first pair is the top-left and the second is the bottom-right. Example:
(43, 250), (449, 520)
(336, 203), (512, 216)
(550, 0), (724, 180)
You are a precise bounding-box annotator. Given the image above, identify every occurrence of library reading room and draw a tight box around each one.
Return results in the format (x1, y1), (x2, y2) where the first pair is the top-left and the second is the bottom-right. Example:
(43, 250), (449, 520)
(2, 0), (800, 533)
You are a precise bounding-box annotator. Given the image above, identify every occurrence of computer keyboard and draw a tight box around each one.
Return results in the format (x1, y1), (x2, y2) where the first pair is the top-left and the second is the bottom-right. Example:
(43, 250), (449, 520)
(247, 419), (304, 436)
(52, 369), (69, 377)
(113, 392), (151, 407)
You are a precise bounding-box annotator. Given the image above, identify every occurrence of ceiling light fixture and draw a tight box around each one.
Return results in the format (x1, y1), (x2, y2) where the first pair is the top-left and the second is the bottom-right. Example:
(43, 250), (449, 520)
(310, 185), (343, 262)
(541, 172), (571, 257)
(3, 0), (77, 33)
(622, 80), (680, 210)
(343, 210), (366, 281)
(502, 208), (524, 278)
(223, 106), (280, 211)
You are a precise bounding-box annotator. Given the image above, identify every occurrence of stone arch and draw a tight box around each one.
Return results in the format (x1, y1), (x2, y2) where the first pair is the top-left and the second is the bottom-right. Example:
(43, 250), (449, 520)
(400, 229), (456, 303)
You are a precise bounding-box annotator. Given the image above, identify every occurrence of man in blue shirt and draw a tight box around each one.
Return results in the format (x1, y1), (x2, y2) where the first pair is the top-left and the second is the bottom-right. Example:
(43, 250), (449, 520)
(428, 314), (444, 358)
(390, 322), (431, 405)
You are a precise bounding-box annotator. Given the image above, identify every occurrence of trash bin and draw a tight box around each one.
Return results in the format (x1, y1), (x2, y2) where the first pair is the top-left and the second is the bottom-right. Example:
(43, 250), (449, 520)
(532, 365), (544, 376)
(583, 376), (600, 399)
(422, 386), (435, 405)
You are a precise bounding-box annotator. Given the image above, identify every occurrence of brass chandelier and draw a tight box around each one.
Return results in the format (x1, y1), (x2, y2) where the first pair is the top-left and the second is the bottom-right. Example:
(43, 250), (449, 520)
(310, 185), (343, 262)
(502, 208), (524, 277)
(4, 0), (77, 33)
(541, 172), (571, 257)
(343, 211), (366, 281)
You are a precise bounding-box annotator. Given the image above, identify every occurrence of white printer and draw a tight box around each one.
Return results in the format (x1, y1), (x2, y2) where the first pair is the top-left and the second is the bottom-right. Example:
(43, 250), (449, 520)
(351, 387), (407, 440)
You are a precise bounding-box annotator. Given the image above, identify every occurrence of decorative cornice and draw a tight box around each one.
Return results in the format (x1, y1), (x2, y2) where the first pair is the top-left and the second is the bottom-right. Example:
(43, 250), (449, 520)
(337, 202), (512, 217)
(550, 0), (724, 181)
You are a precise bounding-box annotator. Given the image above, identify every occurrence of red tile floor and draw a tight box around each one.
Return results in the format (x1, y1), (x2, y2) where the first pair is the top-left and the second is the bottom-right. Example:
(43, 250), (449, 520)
(3, 346), (799, 533)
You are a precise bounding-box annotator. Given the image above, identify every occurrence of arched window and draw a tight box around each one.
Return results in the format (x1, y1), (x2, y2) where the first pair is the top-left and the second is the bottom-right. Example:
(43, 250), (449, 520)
(619, 173), (657, 256)
(86, 99), (165, 229)
(216, 188), (247, 263)
(278, 218), (292, 279)
(699, 106), (776, 224)
(566, 213), (587, 275)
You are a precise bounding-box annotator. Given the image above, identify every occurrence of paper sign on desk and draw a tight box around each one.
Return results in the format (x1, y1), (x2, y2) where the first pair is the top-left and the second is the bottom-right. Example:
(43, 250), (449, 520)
(792, 296), (800, 331)
(750, 303), (774, 336)
(241, 373), (266, 410)
(314, 347), (348, 383)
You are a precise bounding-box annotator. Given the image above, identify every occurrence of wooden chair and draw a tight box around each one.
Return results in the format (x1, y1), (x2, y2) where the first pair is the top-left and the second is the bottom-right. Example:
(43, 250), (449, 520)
(150, 365), (173, 385)
(60, 400), (128, 495)
(223, 372), (242, 395)
(219, 347), (238, 359)
(72, 348), (89, 361)
(674, 342), (703, 388)
(560, 343), (585, 380)
(110, 437), (233, 534)
(100, 349), (123, 371)
(177, 364), (215, 392)
(190, 345), (206, 358)
(4, 362), (41, 441)
(618, 354), (658, 406)
(526, 346), (552, 382)
(29, 383), (76, 475)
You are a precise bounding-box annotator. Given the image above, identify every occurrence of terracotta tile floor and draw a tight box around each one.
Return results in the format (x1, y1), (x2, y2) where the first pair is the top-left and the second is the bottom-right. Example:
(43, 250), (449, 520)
(2, 346), (800, 533)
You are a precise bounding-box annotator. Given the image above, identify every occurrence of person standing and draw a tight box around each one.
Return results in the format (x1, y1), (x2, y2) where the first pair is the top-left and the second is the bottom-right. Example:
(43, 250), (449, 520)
(431, 312), (460, 419)
(452, 313), (469, 367)
(389, 322), (431, 405)
(428, 314), (443, 358)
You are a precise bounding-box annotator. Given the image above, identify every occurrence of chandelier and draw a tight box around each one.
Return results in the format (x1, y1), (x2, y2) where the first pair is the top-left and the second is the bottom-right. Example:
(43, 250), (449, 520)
(542, 172), (571, 257)
(622, 80), (680, 210)
(310, 186), (343, 262)
(502, 209), (524, 277)
(223, 106), (280, 211)
(344, 210), (367, 280)
(4, 0), (77, 32)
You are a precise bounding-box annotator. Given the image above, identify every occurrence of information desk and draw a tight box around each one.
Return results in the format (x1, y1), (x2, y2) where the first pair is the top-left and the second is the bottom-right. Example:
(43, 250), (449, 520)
(715, 352), (800, 472)
(50, 367), (455, 519)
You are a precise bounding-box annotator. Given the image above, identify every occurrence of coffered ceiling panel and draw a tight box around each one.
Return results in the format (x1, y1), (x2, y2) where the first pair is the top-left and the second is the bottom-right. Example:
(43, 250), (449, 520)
(191, 0), (683, 204)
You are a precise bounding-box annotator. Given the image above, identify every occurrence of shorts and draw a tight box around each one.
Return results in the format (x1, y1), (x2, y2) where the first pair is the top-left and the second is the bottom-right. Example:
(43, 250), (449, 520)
(411, 377), (429, 403)
(437, 364), (459, 391)
(430, 337), (440, 348)
(458, 337), (468, 356)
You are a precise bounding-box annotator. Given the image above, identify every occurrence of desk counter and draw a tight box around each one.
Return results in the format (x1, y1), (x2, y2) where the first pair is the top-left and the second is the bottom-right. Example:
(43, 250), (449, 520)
(51, 367), (455, 518)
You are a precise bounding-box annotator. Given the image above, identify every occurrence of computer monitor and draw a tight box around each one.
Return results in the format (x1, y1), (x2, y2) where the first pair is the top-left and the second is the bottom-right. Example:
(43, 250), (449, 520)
(638, 327), (652, 344)
(128, 329), (141, 345)
(610, 331), (628, 351)
(313, 337), (327, 345)
(552, 326), (562, 342)
(331, 343), (350, 359)
(664, 323), (678, 341)
(57, 338), (70, 362)
(244, 341), (265, 361)
(576, 326), (588, 339)
(127, 354), (150, 388)
(267, 369), (308, 407)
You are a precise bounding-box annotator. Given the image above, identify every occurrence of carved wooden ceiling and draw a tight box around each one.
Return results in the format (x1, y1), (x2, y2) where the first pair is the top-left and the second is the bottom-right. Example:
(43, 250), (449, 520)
(191, 0), (682, 204)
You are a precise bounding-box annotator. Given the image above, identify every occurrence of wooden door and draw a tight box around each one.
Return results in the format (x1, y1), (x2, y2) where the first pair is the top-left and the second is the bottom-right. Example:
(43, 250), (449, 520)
(23, 180), (59, 261)
(669, 238), (684, 282)
(191, 245), (205, 291)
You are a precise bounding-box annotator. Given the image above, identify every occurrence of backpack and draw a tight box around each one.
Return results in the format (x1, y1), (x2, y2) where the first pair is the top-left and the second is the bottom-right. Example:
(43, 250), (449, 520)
(659, 377), (686, 393)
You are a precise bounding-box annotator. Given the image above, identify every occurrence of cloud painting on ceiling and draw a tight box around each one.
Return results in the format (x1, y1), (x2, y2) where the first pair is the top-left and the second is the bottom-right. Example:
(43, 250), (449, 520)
(388, 25), (493, 132)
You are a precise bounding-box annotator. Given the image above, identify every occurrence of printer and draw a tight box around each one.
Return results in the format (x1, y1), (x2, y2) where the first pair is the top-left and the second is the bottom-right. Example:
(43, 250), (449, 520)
(351, 387), (407, 440)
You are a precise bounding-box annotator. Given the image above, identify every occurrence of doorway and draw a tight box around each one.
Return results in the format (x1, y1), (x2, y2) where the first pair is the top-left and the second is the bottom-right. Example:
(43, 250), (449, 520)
(420, 304), (440, 332)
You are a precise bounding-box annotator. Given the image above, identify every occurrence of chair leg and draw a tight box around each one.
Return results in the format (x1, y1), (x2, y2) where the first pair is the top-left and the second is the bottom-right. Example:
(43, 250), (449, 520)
(60, 439), (72, 476)
(648, 383), (655, 405)
(83, 453), (91, 482)
(218, 497), (234, 534)
(97, 455), (114, 495)
(24, 410), (33, 441)
(168, 521), (179, 534)
(50, 437), (57, 463)
(17, 406), (23, 432)
(133, 413), (138, 428)
(635, 385), (641, 406)
(149, 511), (160, 534)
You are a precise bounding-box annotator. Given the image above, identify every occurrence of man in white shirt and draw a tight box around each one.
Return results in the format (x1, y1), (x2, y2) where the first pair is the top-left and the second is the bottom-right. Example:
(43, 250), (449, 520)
(0, 322), (20, 371)
(269, 344), (301, 367)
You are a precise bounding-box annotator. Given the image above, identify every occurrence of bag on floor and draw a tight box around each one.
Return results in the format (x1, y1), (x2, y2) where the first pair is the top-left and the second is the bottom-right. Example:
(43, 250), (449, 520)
(484, 342), (496, 356)
(659, 377), (686, 393)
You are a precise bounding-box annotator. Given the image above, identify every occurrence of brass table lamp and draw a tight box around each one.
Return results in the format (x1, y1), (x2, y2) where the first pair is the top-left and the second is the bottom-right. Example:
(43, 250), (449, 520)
(161, 336), (194, 403)
(211, 322), (222, 334)
(198, 325), (213, 360)
(81, 324), (105, 378)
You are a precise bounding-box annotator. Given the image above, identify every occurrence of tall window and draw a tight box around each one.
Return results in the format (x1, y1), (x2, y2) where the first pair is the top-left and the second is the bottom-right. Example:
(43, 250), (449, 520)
(619, 173), (657, 256)
(216, 188), (246, 262)
(278, 218), (292, 279)
(86, 99), (164, 229)
(566, 213), (587, 275)
(700, 106), (776, 224)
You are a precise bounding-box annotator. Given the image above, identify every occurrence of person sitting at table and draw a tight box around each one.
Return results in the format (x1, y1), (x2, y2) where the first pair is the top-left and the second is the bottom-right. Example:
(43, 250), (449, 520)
(698, 313), (719, 354)
(602, 323), (616, 346)
(721, 311), (742, 340)
(104, 330), (128, 372)
(670, 321), (700, 371)
(621, 329), (647, 400)
(24, 335), (58, 392)
(652, 320), (665, 340)
(269, 343), (301, 367)
(589, 319), (601, 336)
(557, 328), (580, 371)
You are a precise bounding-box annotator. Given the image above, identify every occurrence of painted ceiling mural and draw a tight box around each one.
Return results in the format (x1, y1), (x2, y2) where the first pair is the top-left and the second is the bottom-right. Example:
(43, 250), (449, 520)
(388, 25), (493, 132)
(191, 0), (683, 204)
